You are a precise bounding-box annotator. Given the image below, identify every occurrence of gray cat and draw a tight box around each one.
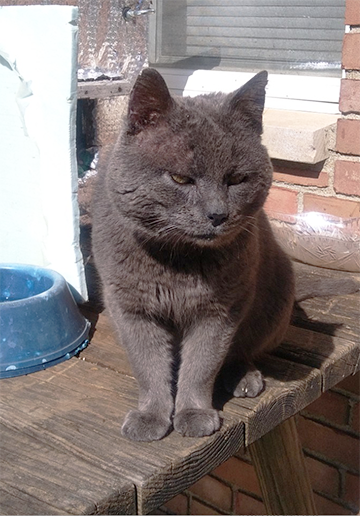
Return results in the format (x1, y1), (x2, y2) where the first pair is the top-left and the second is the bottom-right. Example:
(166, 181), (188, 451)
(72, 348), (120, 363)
(92, 68), (295, 441)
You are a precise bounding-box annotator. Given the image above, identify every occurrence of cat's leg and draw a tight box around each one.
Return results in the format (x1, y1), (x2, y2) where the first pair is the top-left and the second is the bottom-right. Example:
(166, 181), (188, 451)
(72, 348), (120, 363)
(222, 362), (264, 398)
(114, 313), (175, 441)
(173, 318), (233, 438)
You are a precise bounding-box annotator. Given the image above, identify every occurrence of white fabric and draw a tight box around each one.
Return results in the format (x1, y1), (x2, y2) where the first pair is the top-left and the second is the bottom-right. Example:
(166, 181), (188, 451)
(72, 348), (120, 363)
(0, 6), (87, 301)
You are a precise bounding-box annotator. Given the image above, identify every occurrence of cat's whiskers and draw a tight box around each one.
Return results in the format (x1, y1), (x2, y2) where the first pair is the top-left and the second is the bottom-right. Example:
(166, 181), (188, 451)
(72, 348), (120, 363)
(141, 220), (188, 252)
(240, 215), (259, 238)
(241, 226), (256, 238)
(141, 213), (262, 251)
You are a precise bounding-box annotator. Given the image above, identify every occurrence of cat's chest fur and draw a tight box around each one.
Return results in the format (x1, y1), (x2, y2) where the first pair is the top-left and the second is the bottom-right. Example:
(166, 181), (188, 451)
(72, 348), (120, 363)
(102, 215), (257, 326)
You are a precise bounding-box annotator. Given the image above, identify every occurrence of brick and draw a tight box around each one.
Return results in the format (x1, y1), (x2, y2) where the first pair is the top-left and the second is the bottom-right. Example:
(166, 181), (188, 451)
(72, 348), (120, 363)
(334, 160), (360, 196)
(190, 499), (221, 515)
(234, 492), (266, 515)
(305, 456), (340, 496)
(163, 494), (189, 515)
(336, 119), (360, 155)
(297, 417), (360, 472)
(351, 402), (359, 433)
(213, 457), (262, 497)
(337, 372), (360, 396)
(340, 79), (360, 113)
(303, 194), (360, 218)
(314, 493), (352, 515)
(344, 471), (360, 509)
(345, 0), (360, 25)
(342, 33), (360, 70)
(303, 391), (349, 426)
(264, 186), (298, 215)
(272, 164), (329, 187)
(189, 476), (232, 512)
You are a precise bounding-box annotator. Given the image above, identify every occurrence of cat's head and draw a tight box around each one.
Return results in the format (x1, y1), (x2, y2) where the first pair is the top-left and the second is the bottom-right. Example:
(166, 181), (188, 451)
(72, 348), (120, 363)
(108, 68), (273, 248)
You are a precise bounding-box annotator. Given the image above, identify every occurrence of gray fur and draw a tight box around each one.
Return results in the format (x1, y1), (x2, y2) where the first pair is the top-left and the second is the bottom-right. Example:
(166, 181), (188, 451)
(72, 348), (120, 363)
(92, 68), (295, 441)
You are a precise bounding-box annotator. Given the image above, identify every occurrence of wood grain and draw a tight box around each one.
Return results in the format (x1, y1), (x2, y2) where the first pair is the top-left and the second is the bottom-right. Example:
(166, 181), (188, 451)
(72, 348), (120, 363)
(275, 324), (360, 391)
(137, 419), (244, 514)
(293, 261), (360, 343)
(224, 353), (321, 446)
(0, 359), (244, 515)
(80, 308), (133, 376)
(0, 363), (137, 515)
(1, 263), (358, 515)
(249, 416), (317, 515)
(77, 80), (130, 100)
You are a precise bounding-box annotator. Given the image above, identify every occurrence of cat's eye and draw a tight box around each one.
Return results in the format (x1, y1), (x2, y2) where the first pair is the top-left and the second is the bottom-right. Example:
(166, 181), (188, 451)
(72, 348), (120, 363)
(170, 174), (194, 185)
(227, 173), (248, 186)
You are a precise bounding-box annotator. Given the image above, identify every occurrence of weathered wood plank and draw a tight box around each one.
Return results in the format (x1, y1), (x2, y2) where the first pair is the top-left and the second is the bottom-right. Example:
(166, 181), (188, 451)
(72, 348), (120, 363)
(1, 432), (95, 515)
(0, 363), (136, 515)
(223, 354), (321, 446)
(0, 416), (136, 515)
(1, 262), (358, 515)
(77, 269), (357, 512)
(293, 262), (360, 342)
(249, 416), (317, 515)
(294, 293), (360, 343)
(80, 308), (133, 376)
(137, 419), (244, 514)
(293, 261), (359, 287)
(37, 362), (244, 514)
(0, 359), (244, 515)
(0, 366), (167, 482)
(0, 483), (68, 516)
(275, 324), (360, 391)
(77, 80), (130, 99)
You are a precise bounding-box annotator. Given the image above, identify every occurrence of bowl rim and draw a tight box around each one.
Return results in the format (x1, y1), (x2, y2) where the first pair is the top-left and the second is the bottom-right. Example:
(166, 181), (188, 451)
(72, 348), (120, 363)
(0, 263), (65, 306)
(0, 263), (91, 378)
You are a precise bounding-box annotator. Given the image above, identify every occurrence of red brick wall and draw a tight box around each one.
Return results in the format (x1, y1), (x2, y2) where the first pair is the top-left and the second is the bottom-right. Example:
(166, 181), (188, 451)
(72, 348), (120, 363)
(159, 373), (359, 516)
(159, 3), (360, 515)
(263, 1), (360, 221)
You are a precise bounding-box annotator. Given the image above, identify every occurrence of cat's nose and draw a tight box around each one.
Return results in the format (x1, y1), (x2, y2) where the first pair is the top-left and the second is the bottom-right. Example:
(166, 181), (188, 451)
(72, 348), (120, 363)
(207, 212), (228, 227)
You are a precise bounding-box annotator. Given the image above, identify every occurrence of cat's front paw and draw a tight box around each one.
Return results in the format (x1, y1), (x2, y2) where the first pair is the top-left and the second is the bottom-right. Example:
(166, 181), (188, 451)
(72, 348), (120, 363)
(174, 408), (221, 437)
(232, 368), (264, 398)
(121, 410), (171, 441)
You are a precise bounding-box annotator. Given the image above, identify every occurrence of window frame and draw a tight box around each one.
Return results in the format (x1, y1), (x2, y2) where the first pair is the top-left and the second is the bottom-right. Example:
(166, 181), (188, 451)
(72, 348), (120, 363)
(148, 1), (345, 114)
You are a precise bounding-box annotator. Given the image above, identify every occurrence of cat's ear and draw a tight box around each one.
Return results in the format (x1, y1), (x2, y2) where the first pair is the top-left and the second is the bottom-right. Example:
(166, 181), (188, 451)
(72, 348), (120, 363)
(225, 71), (268, 134)
(127, 68), (174, 134)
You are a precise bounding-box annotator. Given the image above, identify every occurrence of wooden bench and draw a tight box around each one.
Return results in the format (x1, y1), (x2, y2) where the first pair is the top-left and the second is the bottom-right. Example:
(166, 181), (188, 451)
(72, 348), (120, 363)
(0, 262), (359, 515)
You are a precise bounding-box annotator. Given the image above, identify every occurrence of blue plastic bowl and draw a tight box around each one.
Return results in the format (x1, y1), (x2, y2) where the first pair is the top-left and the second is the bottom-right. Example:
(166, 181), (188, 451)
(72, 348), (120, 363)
(0, 264), (90, 378)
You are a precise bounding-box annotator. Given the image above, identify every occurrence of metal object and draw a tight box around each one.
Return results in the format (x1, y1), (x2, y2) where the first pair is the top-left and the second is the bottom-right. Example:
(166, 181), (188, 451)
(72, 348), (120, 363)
(122, 6), (155, 20)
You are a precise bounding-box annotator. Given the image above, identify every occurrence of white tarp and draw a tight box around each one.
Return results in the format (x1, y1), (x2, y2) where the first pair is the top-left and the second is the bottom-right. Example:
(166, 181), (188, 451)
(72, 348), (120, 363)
(0, 5), (87, 301)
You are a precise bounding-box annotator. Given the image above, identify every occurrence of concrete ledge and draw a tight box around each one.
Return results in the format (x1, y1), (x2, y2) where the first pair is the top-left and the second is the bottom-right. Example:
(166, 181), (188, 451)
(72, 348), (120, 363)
(262, 110), (339, 164)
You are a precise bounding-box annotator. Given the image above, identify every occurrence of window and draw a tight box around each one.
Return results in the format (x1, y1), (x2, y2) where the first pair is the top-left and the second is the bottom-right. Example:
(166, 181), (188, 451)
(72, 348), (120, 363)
(149, 0), (346, 113)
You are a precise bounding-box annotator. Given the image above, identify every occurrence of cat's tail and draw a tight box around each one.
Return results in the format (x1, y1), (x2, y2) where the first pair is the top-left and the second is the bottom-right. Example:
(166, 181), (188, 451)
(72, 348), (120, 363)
(294, 269), (360, 302)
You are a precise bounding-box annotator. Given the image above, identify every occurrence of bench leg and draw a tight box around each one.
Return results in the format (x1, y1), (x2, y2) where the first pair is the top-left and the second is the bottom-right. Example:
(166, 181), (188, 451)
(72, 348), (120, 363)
(249, 416), (317, 515)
